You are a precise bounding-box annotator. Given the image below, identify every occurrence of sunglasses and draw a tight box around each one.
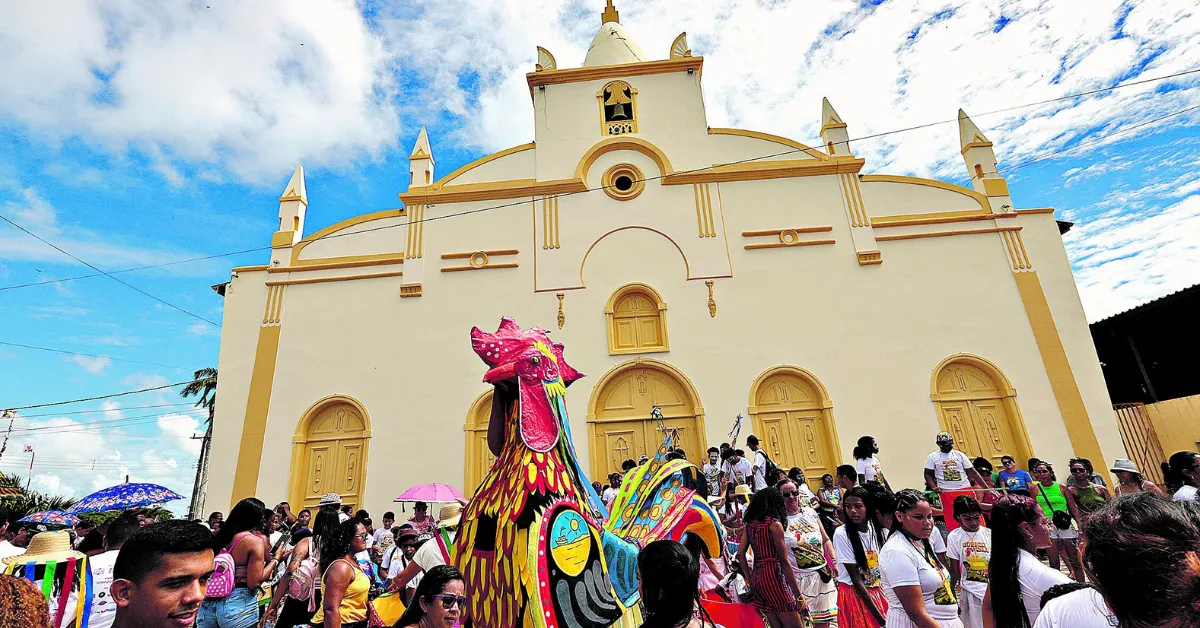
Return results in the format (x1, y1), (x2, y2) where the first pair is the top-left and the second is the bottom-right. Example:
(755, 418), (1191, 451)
(1070, 468), (1088, 473)
(781, 491), (798, 498)
(431, 594), (467, 609)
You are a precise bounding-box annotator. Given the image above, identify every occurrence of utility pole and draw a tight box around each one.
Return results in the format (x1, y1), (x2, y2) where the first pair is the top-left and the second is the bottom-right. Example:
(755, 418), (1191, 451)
(187, 424), (212, 520)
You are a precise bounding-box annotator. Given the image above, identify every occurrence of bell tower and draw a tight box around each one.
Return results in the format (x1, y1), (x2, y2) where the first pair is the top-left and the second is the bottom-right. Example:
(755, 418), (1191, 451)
(409, 127), (434, 189)
(270, 165), (307, 265)
(958, 109), (1012, 212)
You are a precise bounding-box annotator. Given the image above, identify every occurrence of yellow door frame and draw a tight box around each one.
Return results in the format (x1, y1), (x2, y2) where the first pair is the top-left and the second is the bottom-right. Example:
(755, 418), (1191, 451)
(287, 394), (373, 511)
(930, 353), (1034, 466)
(747, 365), (842, 488)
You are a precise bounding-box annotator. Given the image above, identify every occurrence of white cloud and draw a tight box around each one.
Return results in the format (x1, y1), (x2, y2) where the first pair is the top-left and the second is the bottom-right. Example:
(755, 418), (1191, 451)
(0, 0), (403, 183)
(157, 413), (200, 440)
(187, 322), (220, 337)
(68, 354), (112, 375)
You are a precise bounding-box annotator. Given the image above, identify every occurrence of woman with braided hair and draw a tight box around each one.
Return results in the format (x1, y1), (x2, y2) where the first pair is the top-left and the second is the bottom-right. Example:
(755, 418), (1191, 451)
(832, 486), (888, 627)
(738, 487), (806, 628)
(879, 489), (962, 627)
(980, 495), (1068, 628)
(0, 573), (50, 627)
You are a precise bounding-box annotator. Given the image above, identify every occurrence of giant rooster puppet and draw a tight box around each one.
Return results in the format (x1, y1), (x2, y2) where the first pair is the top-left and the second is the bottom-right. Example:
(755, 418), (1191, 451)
(454, 318), (725, 627)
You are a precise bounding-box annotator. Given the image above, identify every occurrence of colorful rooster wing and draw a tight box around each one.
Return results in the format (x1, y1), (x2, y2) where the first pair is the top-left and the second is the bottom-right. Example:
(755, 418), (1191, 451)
(454, 318), (724, 628)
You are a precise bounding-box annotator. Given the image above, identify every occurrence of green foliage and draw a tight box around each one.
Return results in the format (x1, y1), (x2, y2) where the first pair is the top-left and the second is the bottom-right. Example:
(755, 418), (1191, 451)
(181, 367), (218, 428)
(0, 474), (76, 522)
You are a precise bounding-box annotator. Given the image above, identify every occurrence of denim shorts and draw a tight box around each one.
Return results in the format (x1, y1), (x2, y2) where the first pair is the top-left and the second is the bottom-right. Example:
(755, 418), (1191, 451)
(197, 587), (259, 628)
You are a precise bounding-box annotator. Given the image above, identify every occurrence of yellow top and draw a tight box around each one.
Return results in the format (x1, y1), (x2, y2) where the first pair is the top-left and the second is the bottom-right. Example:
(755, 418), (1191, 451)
(311, 558), (370, 624)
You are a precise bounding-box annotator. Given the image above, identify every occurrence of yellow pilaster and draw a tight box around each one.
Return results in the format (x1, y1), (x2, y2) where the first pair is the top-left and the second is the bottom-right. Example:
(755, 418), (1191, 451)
(230, 285), (285, 505)
(1005, 233), (1104, 464)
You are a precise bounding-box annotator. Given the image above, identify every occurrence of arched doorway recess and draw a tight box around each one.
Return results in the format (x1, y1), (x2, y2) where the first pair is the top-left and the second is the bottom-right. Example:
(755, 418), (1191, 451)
(930, 354), (1033, 470)
(748, 366), (841, 491)
(287, 395), (372, 511)
(586, 358), (706, 480)
(463, 389), (498, 497)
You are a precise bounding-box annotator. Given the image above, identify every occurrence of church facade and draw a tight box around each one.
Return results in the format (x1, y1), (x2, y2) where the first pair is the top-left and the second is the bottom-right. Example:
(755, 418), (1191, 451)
(207, 5), (1124, 513)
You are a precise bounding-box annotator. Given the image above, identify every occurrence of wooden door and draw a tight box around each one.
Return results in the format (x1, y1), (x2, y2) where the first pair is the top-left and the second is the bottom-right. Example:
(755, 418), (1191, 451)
(295, 401), (369, 510)
(790, 410), (834, 490)
(933, 359), (1030, 468)
(751, 370), (838, 491)
(938, 401), (980, 455)
(464, 391), (497, 497)
(590, 364), (703, 479)
(969, 399), (1014, 469)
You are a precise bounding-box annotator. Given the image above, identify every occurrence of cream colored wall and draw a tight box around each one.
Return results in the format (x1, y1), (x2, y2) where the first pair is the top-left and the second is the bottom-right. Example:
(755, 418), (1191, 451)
(447, 148), (535, 186)
(208, 273), (272, 511)
(706, 133), (820, 164)
(297, 215), (407, 260)
(860, 180), (985, 215)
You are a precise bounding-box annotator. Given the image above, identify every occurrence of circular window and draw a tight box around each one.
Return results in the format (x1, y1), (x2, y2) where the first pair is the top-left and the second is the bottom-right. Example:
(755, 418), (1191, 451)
(601, 163), (646, 201)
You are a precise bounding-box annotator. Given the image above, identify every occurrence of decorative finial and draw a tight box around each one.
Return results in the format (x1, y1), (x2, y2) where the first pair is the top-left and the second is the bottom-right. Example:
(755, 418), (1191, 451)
(601, 0), (619, 24)
(705, 280), (717, 318)
(556, 292), (566, 329)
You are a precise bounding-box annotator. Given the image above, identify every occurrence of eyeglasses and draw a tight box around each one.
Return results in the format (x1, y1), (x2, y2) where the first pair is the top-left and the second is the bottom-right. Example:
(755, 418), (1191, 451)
(431, 594), (467, 609)
(781, 491), (798, 498)
(357, 532), (370, 539)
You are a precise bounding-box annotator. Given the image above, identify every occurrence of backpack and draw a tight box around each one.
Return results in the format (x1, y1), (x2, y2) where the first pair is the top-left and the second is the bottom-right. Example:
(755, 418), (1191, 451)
(287, 538), (321, 612)
(757, 450), (779, 489)
(206, 533), (251, 599)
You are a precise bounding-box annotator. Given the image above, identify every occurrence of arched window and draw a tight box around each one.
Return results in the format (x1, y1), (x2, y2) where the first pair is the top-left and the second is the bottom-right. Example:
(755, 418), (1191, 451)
(598, 80), (638, 136)
(605, 283), (668, 355)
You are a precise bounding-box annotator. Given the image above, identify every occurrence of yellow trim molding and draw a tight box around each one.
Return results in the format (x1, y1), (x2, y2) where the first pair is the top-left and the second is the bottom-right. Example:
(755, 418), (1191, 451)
(693, 183), (716, 237)
(232, 265), (269, 273)
(1015, 207), (1055, 215)
(441, 249), (519, 259)
(265, 270), (405, 287)
(399, 284), (422, 298)
(983, 178), (1010, 197)
(663, 157), (864, 186)
(441, 249), (519, 273)
(857, 250), (883, 266)
(405, 204), (425, 259)
(433, 143), (535, 188)
(743, 226), (835, 250)
(399, 178), (585, 206)
(872, 212), (1017, 229)
(928, 353), (1035, 469)
(859, 174), (989, 213)
(290, 209), (406, 265)
(744, 238), (836, 251)
(707, 128), (830, 161)
(526, 56), (703, 93)
(231, 323), (283, 504)
(602, 163), (646, 201)
(961, 140), (994, 156)
(271, 231), (296, 249)
(1012, 272), (1104, 463)
(577, 137), (673, 182)
(741, 226), (833, 237)
(875, 225), (1021, 243)
(746, 365), (842, 484)
(840, 173), (870, 227)
(542, 195), (561, 249)
(273, 254), (404, 273)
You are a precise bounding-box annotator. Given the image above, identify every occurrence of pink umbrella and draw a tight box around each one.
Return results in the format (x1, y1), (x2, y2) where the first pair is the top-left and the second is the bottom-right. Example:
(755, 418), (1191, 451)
(393, 483), (465, 503)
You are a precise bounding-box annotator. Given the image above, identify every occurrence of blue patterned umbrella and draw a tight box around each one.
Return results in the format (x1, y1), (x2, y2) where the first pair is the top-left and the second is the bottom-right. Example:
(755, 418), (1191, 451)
(65, 482), (184, 514)
(19, 510), (80, 526)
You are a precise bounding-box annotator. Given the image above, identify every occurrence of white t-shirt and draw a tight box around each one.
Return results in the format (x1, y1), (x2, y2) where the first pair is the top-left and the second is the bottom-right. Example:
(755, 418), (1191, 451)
(945, 527), (992, 598)
(928, 527), (946, 555)
(602, 486), (619, 505)
(855, 456), (888, 486)
(384, 546), (421, 589)
(1033, 587), (1116, 627)
(1173, 484), (1199, 502)
(701, 462), (724, 496)
(879, 534), (959, 622)
(833, 523), (882, 588)
(0, 540), (25, 560)
(373, 527), (394, 555)
(1017, 549), (1071, 625)
(784, 509), (826, 577)
(724, 459), (752, 487)
(88, 550), (120, 628)
(925, 449), (974, 490)
(412, 533), (452, 572)
(751, 450), (768, 490)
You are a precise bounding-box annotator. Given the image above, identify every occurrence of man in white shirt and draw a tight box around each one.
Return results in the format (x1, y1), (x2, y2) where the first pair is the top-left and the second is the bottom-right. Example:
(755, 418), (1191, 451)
(923, 432), (987, 531)
(389, 504), (461, 591)
(723, 449), (753, 489)
(701, 448), (725, 502)
(89, 512), (142, 628)
(746, 435), (768, 491)
(373, 511), (396, 563)
(602, 473), (622, 507)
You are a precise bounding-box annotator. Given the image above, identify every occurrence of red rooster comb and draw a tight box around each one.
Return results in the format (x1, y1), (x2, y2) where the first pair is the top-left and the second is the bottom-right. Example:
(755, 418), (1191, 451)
(470, 317), (583, 383)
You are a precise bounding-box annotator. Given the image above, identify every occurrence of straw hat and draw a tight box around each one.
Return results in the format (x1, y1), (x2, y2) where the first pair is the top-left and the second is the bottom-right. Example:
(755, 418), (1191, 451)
(733, 484), (752, 497)
(318, 492), (342, 507)
(437, 503), (462, 528)
(2, 530), (84, 565)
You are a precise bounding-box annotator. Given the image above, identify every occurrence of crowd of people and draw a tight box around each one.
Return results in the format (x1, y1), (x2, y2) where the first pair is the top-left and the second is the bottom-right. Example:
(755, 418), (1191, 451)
(0, 436), (1196, 628)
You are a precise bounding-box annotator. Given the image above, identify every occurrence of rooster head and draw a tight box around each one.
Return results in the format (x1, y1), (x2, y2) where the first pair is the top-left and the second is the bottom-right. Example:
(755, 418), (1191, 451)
(470, 317), (583, 455)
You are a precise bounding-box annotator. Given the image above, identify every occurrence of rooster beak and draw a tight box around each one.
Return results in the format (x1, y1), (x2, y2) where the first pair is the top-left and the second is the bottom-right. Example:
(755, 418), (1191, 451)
(483, 362), (517, 384)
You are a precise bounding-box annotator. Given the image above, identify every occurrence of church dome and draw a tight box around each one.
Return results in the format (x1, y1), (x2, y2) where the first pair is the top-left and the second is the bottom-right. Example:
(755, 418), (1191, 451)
(582, 20), (647, 67)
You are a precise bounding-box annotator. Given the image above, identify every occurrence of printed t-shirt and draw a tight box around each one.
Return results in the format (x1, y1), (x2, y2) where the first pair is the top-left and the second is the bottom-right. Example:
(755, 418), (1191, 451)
(998, 469), (1034, 493)
(796, 483), (819, 509)
(1174, 484), (1199, 502)
(879, 534), (959, 622)
(373, 527), (394, 558)
(1017, 549), (1071, 626)
(925, 449), (974, 490)
(701, 463), (724, 497)
(88, 549), (120, 628)
(602, 486), (618, 505)
(723, 458), (752, 487)
(832, 523), (881, 588)
(945, 527), (992, 598)
(855, 456), (888, 486)
(1033, 587), (1116, 627)
(412, 531), (453, 573)
(784, 508), (827, 576)
(752, 450), (768, 490)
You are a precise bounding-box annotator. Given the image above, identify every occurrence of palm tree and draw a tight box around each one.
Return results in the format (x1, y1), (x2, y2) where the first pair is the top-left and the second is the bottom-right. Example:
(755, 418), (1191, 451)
(181, 368), (217, 520)
(0, 473), (75, 521)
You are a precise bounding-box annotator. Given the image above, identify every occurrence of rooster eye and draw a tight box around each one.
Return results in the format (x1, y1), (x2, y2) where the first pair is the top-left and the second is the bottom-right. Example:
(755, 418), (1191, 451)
(530, 356), (541, 366)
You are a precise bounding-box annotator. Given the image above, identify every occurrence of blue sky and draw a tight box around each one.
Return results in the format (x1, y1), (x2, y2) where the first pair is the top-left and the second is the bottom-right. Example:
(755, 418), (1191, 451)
(0, 0), (1197, 510)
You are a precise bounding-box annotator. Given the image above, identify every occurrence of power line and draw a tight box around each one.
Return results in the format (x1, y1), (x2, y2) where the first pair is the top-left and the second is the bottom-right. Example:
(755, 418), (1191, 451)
(8, 410), (204, 435)
(1, 68), (1196, 294)
(0, 214), (221, 327)
(3, 379), (200, 411)
(0, 340), (192, 371)
(15, 402), (198, 419)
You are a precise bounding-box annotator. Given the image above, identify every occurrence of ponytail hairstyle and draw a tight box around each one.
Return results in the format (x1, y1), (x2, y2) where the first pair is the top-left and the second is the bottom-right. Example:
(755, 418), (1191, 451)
(1162, 451), (1200, 493)
(639, 540), (717, 628)
(865, 483), (895, 543)
(852, 436), (877, 461)
(987, 495), (1044, 628)
(843, 486), (877, 574)
(1082, 493), (1200, 627)
(889, 489), (938, 566)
